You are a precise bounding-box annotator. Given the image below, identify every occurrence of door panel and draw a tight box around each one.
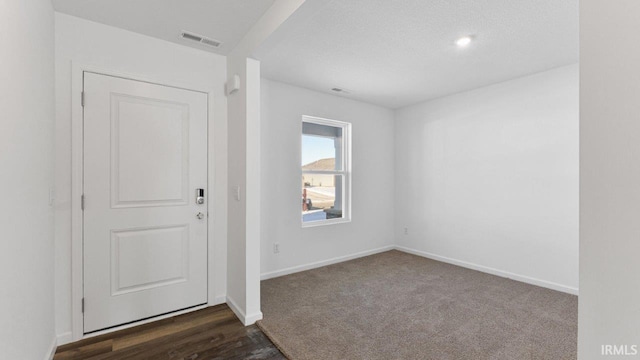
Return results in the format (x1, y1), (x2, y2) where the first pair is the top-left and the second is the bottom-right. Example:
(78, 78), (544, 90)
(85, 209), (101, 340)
(110, 225), (189, 296)
(83, 72), (208, 333)
(111, 94), (190, 208)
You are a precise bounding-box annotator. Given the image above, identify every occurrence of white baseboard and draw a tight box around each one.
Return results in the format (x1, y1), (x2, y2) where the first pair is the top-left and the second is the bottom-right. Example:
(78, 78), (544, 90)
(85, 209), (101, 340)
(244, 311), (264, 325)
(394, 245), (579, 295)
(260, 245), (395, 280)
(226, 294), (244, 322)
(226, 295), (263, 326)
(210, 295), (226, 306)
(45, 336), (57, 360)
(56, 331), (73, 346)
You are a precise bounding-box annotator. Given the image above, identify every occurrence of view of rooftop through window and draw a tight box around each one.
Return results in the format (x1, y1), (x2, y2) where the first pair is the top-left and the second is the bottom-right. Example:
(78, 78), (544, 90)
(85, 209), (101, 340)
(301, 135), (335, 167)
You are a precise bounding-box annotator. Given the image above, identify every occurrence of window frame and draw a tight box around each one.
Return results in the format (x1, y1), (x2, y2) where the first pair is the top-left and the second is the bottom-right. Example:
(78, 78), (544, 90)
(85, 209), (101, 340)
(301, 115), (352, 227)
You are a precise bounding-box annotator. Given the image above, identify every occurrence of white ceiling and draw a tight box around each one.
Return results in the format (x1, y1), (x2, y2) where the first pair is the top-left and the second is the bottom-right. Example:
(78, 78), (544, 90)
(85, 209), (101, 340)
(52, 0), (276, 55)
(256, 0), (579, 109)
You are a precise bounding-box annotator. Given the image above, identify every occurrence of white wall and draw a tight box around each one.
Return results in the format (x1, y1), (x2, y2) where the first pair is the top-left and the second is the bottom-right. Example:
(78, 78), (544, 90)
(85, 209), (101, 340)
(0, 0), (56, 359)
(260, 79), (396, 278)
(54, 13), (228, 342)
(225, 0), (305, 325)
(394, 64), (579, 294)
(225, 55), (255, 323)
(579, 1), (640, 357)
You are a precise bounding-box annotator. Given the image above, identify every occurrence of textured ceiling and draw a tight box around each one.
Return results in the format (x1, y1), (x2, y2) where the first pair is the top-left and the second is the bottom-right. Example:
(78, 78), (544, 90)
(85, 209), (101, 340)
(256, 0), (579, 108)
(52, 0), (276, 55)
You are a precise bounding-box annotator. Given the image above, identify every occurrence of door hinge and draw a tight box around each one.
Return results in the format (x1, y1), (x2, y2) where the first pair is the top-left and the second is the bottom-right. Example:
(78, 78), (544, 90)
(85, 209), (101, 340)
(81, 91), (85, 107)
(81, 194), (85, 210)
(81, 298), (85, 313)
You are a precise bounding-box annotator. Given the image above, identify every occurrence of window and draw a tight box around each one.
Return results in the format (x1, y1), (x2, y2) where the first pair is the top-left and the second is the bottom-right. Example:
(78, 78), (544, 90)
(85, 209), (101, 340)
(301, 116), (351, 226)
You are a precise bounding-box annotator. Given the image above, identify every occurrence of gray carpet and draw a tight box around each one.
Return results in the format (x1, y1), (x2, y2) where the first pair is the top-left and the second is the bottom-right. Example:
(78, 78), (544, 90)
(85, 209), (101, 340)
(258, 250), (577, 360)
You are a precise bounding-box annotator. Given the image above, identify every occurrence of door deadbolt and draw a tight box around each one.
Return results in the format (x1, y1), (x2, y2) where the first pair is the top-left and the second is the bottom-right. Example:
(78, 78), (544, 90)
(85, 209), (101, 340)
(196, 189), (205, 204)
(196, 212), (205, 220)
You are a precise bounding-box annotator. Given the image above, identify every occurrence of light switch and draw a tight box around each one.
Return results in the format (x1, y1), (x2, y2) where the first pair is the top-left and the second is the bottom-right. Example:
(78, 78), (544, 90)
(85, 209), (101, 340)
(233, 185), (241, 201)
(49, 186), (55, 206)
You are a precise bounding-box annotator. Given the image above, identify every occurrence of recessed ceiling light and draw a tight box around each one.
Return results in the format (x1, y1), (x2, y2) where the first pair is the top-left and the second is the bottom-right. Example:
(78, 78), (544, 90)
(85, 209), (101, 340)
(455, 36), (473, 48)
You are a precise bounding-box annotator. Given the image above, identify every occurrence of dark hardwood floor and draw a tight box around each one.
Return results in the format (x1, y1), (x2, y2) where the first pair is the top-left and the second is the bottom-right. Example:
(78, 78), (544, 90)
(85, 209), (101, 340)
(54, 304), (285, 360)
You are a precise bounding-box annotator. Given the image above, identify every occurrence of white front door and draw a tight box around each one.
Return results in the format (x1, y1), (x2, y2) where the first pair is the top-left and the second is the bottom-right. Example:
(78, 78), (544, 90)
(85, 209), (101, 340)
(83, 72), (208, 333)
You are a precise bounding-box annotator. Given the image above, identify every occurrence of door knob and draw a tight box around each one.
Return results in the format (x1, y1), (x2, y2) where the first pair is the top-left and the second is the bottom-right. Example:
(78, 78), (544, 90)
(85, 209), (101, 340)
(196, 212), (205, 220)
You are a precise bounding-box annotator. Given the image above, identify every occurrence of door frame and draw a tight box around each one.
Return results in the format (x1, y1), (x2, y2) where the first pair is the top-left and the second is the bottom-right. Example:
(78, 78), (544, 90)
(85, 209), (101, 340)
(70, 62), (222, 341)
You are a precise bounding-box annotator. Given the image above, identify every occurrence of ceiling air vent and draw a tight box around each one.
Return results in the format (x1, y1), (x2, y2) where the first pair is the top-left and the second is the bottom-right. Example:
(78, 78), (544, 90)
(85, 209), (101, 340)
(181, 31), (222, 48)
(331, 87), (351, 94)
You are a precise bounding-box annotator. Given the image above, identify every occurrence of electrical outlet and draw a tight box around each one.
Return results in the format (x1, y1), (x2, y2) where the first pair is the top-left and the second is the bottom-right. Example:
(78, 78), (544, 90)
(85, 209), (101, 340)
(404, 227), (408, 235)
(273, 243), (280, 254)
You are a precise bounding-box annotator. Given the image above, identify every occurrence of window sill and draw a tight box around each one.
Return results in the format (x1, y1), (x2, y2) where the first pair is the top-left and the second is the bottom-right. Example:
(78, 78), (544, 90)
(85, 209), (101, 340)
(301, 217), (351, 228)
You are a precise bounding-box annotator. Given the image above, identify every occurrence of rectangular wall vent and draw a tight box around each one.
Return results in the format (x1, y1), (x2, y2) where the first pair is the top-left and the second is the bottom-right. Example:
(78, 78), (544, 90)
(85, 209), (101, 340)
(181, 31), (222, 48)
(201, 38), (222, 47)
